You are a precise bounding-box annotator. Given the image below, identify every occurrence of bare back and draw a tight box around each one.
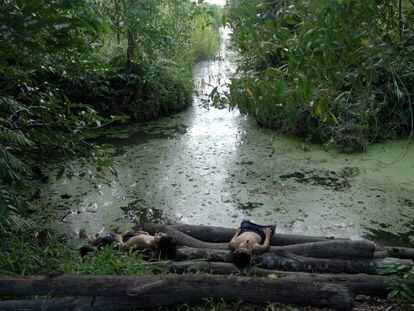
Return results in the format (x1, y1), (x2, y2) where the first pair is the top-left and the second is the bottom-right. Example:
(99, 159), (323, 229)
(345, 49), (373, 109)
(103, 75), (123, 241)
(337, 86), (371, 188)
(114, 233), (156, 250)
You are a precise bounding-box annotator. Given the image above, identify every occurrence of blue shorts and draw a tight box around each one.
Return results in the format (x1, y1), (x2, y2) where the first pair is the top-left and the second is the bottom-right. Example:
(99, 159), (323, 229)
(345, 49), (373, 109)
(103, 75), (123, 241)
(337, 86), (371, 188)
(240, 220), (275, 243)
(97, 231), (136, 248)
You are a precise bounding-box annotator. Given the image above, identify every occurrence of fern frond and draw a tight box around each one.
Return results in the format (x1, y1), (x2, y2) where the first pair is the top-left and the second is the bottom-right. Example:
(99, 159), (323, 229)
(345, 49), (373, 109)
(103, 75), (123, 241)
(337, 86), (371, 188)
(0, 125), (33, 147)
(0, 96), (29, 114)
(0, 184), (27, 227)
(0, 147), (30, 182)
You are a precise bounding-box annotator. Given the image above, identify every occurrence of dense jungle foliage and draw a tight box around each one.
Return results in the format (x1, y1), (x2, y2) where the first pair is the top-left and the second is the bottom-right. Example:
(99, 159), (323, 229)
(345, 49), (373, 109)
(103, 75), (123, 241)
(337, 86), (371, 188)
(225, 0), (414, 152)
(0, 0), (221, 225)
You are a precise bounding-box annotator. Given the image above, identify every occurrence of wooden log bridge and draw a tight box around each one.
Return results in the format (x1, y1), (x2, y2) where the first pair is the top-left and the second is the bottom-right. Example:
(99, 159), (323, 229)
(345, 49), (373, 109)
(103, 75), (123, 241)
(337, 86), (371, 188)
(0, 274), (355, 310)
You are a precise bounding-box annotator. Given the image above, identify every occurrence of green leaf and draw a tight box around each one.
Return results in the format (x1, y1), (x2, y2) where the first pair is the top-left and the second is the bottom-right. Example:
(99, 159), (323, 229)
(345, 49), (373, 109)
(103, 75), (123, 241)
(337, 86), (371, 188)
(56, 166), (66, 180)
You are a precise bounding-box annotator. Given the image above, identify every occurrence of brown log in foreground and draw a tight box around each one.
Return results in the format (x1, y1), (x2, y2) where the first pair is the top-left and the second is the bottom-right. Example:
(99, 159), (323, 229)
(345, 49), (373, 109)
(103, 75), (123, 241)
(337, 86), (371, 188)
(174, 247), (413, 274)
(159, 261), (414, 297)
(0, 297), (132, 311)
(142, 223), (335, 245)
(146, 224), (375, 259)
(0, 274), (354, 310)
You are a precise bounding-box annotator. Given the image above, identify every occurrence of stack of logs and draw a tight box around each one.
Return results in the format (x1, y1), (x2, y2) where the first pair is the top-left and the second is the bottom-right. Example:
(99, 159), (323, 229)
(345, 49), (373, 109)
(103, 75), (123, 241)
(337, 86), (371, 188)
(0, 223), (413, 310)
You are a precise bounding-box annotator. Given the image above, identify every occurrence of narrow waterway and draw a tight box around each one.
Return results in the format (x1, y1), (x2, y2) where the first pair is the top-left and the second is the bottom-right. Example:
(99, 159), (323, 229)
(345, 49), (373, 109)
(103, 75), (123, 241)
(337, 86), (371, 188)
(33, 28), (414, 246)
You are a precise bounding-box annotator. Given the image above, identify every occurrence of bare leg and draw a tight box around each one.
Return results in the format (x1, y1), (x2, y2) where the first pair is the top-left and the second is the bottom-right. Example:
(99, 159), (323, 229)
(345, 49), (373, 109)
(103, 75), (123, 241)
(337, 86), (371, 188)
(112, 232), (128, 250)
(79, 229), (102, 245)
(79, 229), (89, 240)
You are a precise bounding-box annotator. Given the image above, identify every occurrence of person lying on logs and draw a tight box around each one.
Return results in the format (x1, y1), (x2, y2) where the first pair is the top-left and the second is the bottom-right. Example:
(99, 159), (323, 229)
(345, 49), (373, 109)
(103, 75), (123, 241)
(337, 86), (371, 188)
(229, 219), (276, 268)
(79, 229), (174, 257)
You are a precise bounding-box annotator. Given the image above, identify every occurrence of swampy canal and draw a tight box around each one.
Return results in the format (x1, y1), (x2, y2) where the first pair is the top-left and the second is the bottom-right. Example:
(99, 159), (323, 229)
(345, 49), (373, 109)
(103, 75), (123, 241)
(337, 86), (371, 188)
(33, 28), (414, 246)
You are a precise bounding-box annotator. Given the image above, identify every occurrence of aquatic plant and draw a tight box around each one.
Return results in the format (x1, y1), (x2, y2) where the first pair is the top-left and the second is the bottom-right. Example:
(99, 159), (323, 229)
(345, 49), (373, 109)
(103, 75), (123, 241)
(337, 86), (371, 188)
(379, 258), (414, 306)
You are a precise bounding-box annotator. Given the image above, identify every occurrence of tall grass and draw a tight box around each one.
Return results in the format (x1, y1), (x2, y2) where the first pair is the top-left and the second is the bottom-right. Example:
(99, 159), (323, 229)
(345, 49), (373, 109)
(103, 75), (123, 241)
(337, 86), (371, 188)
(191, 21), (221, 61)
(190, 4), (222, 61)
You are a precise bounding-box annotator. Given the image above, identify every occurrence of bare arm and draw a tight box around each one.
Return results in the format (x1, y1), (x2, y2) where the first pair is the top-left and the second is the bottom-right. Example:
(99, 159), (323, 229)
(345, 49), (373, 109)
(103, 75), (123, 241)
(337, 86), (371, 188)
(252, 228), (272, 253)
(229, 228), (241, 250)
(135, 230), (149, 235)
(112, 232), (130, 251)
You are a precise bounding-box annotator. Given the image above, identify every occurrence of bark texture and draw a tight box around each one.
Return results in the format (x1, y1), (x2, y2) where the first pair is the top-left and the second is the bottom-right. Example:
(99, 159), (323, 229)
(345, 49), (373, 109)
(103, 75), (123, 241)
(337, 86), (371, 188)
(173, 246), (412, 274)
(0, 274), (354, 310)
(158, 261), (414, 297)
(142, 223), (334, 245)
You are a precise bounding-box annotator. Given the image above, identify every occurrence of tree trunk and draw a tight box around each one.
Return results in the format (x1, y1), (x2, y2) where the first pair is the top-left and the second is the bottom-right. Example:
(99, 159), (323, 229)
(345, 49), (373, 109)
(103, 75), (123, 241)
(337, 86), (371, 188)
(156, 261), (414, 297)
(157, 224), (229, 250)
(0, 296), (134, 311)
(374, 246), (414, 260)
(0, 274), (354, 310)
(143, 223), (413, 259)
(173, 247), (412, 274)
(126, 26), (135, 69)
(142, 223), (340, 246)
(257, 251), (411, 274)
(148, 225), (374, 258)
(267, 240), (374, 259)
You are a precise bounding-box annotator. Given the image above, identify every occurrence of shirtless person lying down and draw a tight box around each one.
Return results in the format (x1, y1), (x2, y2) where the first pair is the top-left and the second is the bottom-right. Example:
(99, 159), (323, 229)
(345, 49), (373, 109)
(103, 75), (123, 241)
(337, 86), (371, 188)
(79, 229), (173, 256)
(229, 219), (276, 268)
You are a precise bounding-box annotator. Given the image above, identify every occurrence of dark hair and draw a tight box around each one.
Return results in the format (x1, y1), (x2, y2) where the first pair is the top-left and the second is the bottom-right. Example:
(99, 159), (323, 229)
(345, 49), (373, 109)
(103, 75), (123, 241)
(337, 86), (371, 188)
(156, 235), (174, 250)
(80, 245), (94, 257)
(233, 250), (252, 269)
(155, 235), (176, 259)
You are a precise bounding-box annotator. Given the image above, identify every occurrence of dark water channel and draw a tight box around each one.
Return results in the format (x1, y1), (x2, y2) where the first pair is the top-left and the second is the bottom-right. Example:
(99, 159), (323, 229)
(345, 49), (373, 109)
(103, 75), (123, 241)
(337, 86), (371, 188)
(33, 28), (414, 246)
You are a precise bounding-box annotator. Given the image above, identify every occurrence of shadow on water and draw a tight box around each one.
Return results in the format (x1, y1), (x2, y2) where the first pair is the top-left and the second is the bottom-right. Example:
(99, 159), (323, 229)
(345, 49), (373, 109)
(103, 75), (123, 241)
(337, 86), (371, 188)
(121, 198), (167, 225)
(93, 124), (188, 149)
(279, 169), (351, 191)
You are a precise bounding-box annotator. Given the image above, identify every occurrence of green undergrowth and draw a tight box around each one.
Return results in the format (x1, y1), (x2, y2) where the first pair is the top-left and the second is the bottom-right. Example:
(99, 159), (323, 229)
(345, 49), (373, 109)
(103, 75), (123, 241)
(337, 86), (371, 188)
(0, 230), (153, 276)
(224, 0), (414, 152)
(0, 229), (303, 310)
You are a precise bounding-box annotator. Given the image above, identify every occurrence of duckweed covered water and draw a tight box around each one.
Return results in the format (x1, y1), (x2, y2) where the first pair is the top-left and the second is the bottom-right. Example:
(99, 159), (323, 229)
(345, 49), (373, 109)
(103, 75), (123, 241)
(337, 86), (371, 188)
(32, 28), (414, 246)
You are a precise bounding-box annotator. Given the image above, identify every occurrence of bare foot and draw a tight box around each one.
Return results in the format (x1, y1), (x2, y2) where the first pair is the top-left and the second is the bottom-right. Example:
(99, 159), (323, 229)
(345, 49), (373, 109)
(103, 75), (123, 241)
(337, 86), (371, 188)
(79, 229), (88, 239)
(110, 229), (119, 236)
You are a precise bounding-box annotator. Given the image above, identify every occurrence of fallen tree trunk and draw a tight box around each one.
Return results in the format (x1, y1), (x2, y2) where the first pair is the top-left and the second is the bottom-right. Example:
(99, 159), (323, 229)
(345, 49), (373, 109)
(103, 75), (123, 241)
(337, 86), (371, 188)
(374, 246), (414, 260)
(174, 247), (413, 274)
(144, 224), (414, 260)
(157, 261), (414, 297)
(154, 224), (229, 250)
(267, 240), (374, 259)
(146, 224), (375, 259)
(0, 274), (354, 310)
(142, 223), (336, 245)
(0, 297), (134, 311)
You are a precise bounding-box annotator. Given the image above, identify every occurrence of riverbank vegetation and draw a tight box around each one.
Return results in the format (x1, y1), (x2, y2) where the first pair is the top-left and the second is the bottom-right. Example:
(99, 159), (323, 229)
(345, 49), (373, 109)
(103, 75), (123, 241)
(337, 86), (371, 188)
(225, 0), (414, 152)
(0, 0), (221, 225)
